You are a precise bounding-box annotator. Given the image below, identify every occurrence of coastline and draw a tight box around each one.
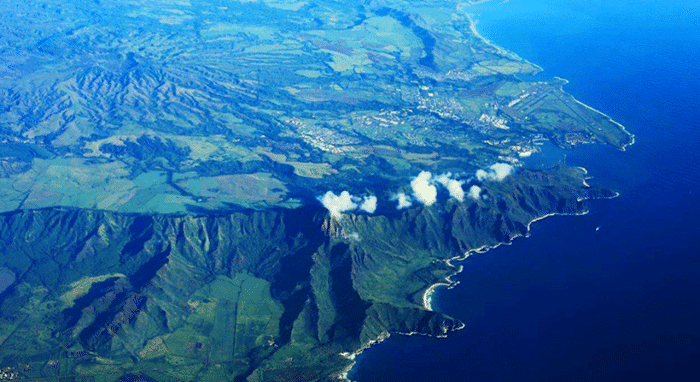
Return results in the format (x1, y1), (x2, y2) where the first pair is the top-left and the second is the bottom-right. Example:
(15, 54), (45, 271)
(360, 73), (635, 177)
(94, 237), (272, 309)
(465, 14), (544, 75)
(337, 331), (392, 381)
(338, 8), (631, 381)
(337, 209), (589, 382)
(421, 209), (590, 312)
(577, 101), (636, 151)
(467, 8), (634, 152)
(422, 167), (619, 311)
(341, 165), (617, 381)
(561, 86), (636, 151)
(338, 173), (619, 381)
(342, 0), (700, 380)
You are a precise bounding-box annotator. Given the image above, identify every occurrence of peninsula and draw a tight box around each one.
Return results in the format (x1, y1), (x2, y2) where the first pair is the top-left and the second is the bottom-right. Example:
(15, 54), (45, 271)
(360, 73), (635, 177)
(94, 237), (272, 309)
(0, 0), (630, 380)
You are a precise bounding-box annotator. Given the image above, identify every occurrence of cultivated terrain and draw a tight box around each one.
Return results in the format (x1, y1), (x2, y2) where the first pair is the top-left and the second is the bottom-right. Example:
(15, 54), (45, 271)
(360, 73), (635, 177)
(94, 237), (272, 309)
(0, 0), (631, 380)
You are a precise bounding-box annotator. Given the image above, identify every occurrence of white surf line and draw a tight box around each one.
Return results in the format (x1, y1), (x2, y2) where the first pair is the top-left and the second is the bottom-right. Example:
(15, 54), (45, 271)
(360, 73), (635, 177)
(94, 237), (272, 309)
(465, 14), (544, 73)
(574, 166), (589, 175)
(467, 11), (634, 152)
(421, 166), (622, 312)
(336, 331), (391, 381)
(422, 241), (510, 311)
(341, 207), (608, 381)
(422, 201), (612, 312)
(565, 90), (636, 151)
(336, 311), (469, 381)
(573, 167), (622, 199)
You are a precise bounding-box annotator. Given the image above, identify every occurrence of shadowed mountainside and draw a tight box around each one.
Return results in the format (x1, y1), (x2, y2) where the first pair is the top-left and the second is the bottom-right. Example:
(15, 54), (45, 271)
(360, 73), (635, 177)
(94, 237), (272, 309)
(0, 166), (612, 381)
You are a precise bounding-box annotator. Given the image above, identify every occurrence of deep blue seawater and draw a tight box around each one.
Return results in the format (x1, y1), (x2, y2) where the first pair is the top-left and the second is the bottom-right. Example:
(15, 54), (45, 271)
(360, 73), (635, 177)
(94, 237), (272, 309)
(351, 0), (700, 380)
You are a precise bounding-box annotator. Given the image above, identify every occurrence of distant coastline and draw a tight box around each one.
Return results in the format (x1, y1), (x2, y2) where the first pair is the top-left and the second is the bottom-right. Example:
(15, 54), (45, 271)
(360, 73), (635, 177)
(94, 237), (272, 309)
(465, 14), (544, 75)
(467, 12), (634, 152)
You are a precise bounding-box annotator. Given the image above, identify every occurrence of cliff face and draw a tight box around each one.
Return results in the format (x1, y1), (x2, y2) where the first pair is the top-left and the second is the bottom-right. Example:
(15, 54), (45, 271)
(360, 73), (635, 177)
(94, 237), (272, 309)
(0, 166), (611, 381)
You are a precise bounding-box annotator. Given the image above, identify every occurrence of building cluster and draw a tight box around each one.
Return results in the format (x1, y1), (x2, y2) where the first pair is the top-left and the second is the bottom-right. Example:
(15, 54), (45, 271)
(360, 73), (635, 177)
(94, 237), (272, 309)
(352, 110), (403, 131)
(478, 113), (509, 130)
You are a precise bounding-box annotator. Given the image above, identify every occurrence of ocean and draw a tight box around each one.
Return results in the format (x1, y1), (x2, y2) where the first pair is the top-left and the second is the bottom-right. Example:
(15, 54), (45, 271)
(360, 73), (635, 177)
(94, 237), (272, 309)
(350, 0), (700, 380)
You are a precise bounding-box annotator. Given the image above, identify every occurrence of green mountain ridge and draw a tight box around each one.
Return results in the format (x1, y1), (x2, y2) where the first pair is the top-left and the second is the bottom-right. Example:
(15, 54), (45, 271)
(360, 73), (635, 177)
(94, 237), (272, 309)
(0, 1), (632, 379)
(0, 165), (611, 381)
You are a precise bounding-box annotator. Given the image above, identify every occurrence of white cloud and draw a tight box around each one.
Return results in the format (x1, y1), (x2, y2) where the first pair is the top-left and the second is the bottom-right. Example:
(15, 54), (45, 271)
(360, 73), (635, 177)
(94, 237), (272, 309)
(445, 179), (465, 201)
(320, 191), (357, 220)
(476, 163), (514, 182)
(396, 192), (412, 209)
(434, 173), (452, 187)
(395, 171), (469, 209)
(491, 163), (514, 180)
(411, 171), (438, 206)
(320, 191), (378, 219)
(434, 172), (465, 202)
(468, 185), (482, 200)
(359, 196), (377, 213)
